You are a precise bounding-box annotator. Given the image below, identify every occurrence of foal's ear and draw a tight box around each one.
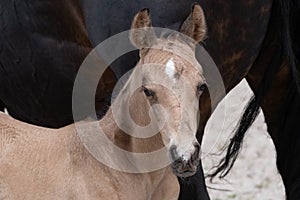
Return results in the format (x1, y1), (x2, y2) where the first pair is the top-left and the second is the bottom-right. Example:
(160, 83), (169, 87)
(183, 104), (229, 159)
(130, 8), (157, 49)
(180, 4), (207, 43)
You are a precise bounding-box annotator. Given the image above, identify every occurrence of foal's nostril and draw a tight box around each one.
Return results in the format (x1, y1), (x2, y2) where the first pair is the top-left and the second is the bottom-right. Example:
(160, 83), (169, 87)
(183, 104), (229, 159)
(194, 142), (200, 153)
(169, 145), (179, 161)
(192, 142), (200, 161)
(170, 143), (201, 177)
(194, 142), (200, 149)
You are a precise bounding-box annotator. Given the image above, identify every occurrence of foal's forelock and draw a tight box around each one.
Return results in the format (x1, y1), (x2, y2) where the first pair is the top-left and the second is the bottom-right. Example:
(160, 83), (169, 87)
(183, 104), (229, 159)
(150, 37), (200, 70)
(137, 39), (203, 81)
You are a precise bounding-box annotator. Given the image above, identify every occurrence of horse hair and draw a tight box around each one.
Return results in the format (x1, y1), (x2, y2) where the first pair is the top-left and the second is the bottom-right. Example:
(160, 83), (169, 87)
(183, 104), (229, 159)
(209, 0), (300, 179)
(96, 93), (112, 120)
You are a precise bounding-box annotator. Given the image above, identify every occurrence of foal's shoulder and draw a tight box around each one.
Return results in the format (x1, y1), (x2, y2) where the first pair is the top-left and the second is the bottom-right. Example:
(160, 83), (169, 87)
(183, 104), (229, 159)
(0, 112), (22, 145)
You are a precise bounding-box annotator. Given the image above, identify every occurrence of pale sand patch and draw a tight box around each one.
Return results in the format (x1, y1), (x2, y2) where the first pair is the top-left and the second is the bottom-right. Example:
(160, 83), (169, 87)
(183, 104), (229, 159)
(202, 79), (285, 200)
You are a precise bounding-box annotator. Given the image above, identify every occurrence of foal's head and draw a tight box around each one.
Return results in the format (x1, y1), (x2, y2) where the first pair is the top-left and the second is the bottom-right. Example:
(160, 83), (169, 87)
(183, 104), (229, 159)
(125, 4), (207, 177)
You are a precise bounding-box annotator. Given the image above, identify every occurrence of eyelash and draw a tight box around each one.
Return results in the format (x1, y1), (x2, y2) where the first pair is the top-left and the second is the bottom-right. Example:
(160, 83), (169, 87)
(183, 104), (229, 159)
(142, 86), (155, 97)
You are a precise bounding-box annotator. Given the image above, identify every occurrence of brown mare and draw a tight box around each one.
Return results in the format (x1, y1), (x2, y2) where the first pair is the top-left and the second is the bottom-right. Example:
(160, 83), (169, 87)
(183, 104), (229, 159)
(0, 6), (208, 199)
(0, 0), (299, 199)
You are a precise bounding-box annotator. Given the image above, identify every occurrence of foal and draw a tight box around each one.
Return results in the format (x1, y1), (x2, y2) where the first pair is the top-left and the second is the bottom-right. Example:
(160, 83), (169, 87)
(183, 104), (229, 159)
(0, 5), (207, 200)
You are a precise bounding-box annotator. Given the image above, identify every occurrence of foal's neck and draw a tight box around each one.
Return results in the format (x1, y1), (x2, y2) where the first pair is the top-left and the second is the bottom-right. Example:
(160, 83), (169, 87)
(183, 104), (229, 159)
(98, 72), (165, 153)
(99, 108), (164, 153)
(93, 109), (179, 199)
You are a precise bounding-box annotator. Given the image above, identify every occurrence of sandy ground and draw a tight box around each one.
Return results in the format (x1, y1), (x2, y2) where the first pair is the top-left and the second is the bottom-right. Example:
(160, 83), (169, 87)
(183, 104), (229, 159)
(201, 79), (285, 200)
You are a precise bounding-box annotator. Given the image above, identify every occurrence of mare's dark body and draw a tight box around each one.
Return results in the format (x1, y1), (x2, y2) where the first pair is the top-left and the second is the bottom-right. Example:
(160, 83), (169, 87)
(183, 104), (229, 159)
(0, 0), (299, 199)
(0, 1), (116, 128)
(245, 1), (300, 198)
(0, 1), (89, 127)
(206, 0), (300, 199)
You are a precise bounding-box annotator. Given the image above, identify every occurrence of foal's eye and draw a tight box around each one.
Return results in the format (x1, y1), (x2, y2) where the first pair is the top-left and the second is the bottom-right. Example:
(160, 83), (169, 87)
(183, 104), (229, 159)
(143, 86), (155, 97)
(197, 83), (207, 92)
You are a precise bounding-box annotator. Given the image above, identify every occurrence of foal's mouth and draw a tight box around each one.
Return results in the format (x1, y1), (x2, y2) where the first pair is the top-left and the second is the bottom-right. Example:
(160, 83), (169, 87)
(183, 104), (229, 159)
(171, 165), (197, 178)
(171, 157), (199, 178)
(169, 144), (200, 177)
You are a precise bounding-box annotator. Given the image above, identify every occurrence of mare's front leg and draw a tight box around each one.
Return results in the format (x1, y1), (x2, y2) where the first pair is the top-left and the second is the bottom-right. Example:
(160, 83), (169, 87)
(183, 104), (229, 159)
(177, 160), (210, 200)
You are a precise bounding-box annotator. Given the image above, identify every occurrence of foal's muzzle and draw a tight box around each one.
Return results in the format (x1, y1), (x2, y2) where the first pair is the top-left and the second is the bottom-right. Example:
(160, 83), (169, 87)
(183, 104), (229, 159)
(170, 143), (200, 177)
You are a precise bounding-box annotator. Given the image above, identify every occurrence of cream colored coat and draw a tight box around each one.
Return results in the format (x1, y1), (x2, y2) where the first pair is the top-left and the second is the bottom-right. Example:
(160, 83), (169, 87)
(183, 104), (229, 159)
(0, 112), (179, 200)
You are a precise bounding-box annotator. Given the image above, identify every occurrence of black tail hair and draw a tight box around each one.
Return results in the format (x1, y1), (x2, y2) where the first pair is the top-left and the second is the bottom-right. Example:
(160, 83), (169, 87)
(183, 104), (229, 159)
(208, 96), (260, 178)
(209, 0), (300, 179)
